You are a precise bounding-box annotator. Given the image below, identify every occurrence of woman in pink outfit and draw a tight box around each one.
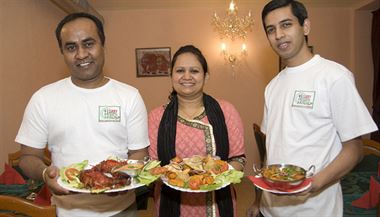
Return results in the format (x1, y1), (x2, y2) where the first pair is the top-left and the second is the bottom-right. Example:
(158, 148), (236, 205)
(148, 45), (246, 217)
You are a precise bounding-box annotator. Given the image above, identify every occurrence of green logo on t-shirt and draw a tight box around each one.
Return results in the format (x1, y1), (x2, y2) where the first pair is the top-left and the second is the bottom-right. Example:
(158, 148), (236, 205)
(292, 90), (315, 109)
(99, 106), (121, 122)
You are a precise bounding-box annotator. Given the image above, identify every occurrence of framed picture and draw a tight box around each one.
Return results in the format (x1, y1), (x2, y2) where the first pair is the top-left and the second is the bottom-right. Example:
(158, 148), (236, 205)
(135, 47), (171, 77)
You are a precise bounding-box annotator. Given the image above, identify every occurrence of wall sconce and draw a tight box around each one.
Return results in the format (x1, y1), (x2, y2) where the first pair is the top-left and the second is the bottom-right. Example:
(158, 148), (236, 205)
(212, 0), (254, 74)
(221, 42), (247, 69)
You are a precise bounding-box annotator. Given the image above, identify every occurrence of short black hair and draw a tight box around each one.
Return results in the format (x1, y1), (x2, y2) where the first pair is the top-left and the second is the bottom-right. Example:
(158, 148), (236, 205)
(55, 12), (105, 53)
(261, 0), (308, 29)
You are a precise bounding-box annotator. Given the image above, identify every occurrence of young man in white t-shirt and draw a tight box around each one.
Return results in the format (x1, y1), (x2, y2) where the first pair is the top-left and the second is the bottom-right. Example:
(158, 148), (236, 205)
(15, 13), (149, 217)
(247, 0), (378, 217)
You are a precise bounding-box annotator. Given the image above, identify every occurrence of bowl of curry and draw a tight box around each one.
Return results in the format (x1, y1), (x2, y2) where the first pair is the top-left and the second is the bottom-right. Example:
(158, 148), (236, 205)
(261, 164), (315, 191)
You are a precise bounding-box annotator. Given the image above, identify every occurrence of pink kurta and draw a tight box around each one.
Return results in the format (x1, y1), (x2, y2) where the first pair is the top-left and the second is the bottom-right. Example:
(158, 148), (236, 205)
(148, 100), (245, 217)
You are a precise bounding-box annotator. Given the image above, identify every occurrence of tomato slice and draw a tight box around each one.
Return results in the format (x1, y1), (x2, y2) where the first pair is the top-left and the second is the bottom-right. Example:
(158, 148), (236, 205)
(65, 168), (80, 181)
(188, 178), (202, 190)
(211, 160), (228, 174)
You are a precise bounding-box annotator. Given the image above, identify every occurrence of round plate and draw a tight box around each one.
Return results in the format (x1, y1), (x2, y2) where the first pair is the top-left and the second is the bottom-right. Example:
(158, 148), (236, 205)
(57, 177), (144, 193)
(161, 164), (233, 193)
(161, 177), (229, 193)
(248, 175), (312, 194)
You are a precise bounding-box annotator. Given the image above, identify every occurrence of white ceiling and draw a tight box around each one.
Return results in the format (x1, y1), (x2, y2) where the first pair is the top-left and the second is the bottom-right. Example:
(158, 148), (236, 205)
(88, 0), (379, 10)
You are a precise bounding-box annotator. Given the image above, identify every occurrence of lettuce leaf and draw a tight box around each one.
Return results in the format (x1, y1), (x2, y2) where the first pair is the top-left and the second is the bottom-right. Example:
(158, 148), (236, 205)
(143, 160), (161, 171)
(59, 160), (88, 188)
(136, 160), (161, 185)
(199, 169), (244, 191)
(199, 182), (223, 191)
(215, 169), (244, 184)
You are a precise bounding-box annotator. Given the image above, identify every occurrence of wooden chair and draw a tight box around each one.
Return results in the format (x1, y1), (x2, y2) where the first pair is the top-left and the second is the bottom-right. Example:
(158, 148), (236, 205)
(8, 148), (51, 167)
(0, 195), (56, 217)
(253, 123), (266, 164)
(0, 148), (56, 217)
(362, 138), (380, 157)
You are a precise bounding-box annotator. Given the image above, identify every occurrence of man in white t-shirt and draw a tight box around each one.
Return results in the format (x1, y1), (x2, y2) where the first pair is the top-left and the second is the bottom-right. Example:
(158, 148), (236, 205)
(247, 0), (378, 217)
(15, 13), (149, 217)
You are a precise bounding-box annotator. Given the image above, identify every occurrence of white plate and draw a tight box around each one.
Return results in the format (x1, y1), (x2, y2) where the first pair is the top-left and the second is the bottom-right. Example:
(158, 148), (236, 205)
(161, 177), (230, 193)
(58, 159), (145, 193)
(161, 164), (233, 193)
(57, 176), (144, 193)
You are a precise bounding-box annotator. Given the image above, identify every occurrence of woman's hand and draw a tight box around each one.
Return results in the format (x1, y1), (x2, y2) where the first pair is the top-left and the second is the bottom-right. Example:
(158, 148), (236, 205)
(229, 160), (244, 171)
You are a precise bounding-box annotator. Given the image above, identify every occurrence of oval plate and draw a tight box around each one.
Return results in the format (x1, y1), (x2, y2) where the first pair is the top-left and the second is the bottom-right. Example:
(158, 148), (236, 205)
(57, 176), (144, 193)
(58, 159), (145, 193)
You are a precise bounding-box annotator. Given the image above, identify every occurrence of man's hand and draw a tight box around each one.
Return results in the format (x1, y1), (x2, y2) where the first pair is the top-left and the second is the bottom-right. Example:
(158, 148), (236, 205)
(297, 138), (363, 197)
(128, 147), (149, 160)
(44, 165), (70, 195)
(246, 202), (260, 217)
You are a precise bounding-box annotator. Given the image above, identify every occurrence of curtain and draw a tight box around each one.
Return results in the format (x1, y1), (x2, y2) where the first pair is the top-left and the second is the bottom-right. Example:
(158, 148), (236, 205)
(371, 8), (380, 141)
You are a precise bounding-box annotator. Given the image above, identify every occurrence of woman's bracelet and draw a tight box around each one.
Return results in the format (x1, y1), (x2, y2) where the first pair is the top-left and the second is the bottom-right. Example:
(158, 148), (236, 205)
(42, 167), (48, 182)
(228, 156), (247, 168)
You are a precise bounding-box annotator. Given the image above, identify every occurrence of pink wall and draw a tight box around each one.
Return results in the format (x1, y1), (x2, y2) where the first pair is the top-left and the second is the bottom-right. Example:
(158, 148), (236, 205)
(308, 7), (352, 67)
(0, 0), (376, 174)
(0, 0), (67, 171)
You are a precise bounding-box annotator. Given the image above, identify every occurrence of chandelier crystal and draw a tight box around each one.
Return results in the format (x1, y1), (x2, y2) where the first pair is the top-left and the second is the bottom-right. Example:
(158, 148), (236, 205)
(212, 1), (254, 40)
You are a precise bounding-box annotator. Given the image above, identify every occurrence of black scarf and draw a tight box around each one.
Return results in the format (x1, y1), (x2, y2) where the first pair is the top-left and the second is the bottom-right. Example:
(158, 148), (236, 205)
(157, 93), (233, 217)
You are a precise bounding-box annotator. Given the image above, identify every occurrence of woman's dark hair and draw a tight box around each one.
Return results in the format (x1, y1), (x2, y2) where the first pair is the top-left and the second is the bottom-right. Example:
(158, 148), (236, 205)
(261, 0), (308, 29)
(170, 45), (208, 75)
(55, 12), (105, 53)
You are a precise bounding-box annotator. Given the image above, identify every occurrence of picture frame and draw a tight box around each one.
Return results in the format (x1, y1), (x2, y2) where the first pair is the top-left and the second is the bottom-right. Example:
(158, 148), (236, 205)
(135, 47), (171, 77)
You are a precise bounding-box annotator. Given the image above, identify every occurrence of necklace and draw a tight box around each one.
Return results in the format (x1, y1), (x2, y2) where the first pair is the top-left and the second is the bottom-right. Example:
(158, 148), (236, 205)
(178, 106), (205, 120)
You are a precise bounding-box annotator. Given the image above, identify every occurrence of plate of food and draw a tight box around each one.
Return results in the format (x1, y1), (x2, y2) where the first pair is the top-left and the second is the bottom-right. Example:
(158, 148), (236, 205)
(248, 175), (312, 194)
(159, 155), (244, 193)
(58, 158), (161, 193)
(249, 163), (315, 194)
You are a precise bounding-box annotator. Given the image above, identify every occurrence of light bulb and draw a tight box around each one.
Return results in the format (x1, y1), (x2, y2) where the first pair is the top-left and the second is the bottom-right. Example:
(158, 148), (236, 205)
(229, 1), (235, 12)
(242, 43), (247, 51)
(221, 43), (226, 51)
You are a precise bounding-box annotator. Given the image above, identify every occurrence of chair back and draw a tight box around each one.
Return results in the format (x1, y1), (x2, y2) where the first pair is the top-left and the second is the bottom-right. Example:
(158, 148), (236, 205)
(253, 123), (266, 164)
(0, 148), (56, 217)
(362, 138), (380, 157)
(8, 148), (51, 167)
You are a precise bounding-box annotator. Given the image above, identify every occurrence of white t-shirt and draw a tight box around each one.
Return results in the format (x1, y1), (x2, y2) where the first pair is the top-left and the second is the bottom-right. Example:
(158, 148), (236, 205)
(15, 77), (150, 217)
(260, 55), (378, 217)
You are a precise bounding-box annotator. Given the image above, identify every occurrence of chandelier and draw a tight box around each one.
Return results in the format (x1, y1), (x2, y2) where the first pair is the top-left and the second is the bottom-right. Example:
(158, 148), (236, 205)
(212, 0), (254, 41)
(211, 0), (253, 75)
